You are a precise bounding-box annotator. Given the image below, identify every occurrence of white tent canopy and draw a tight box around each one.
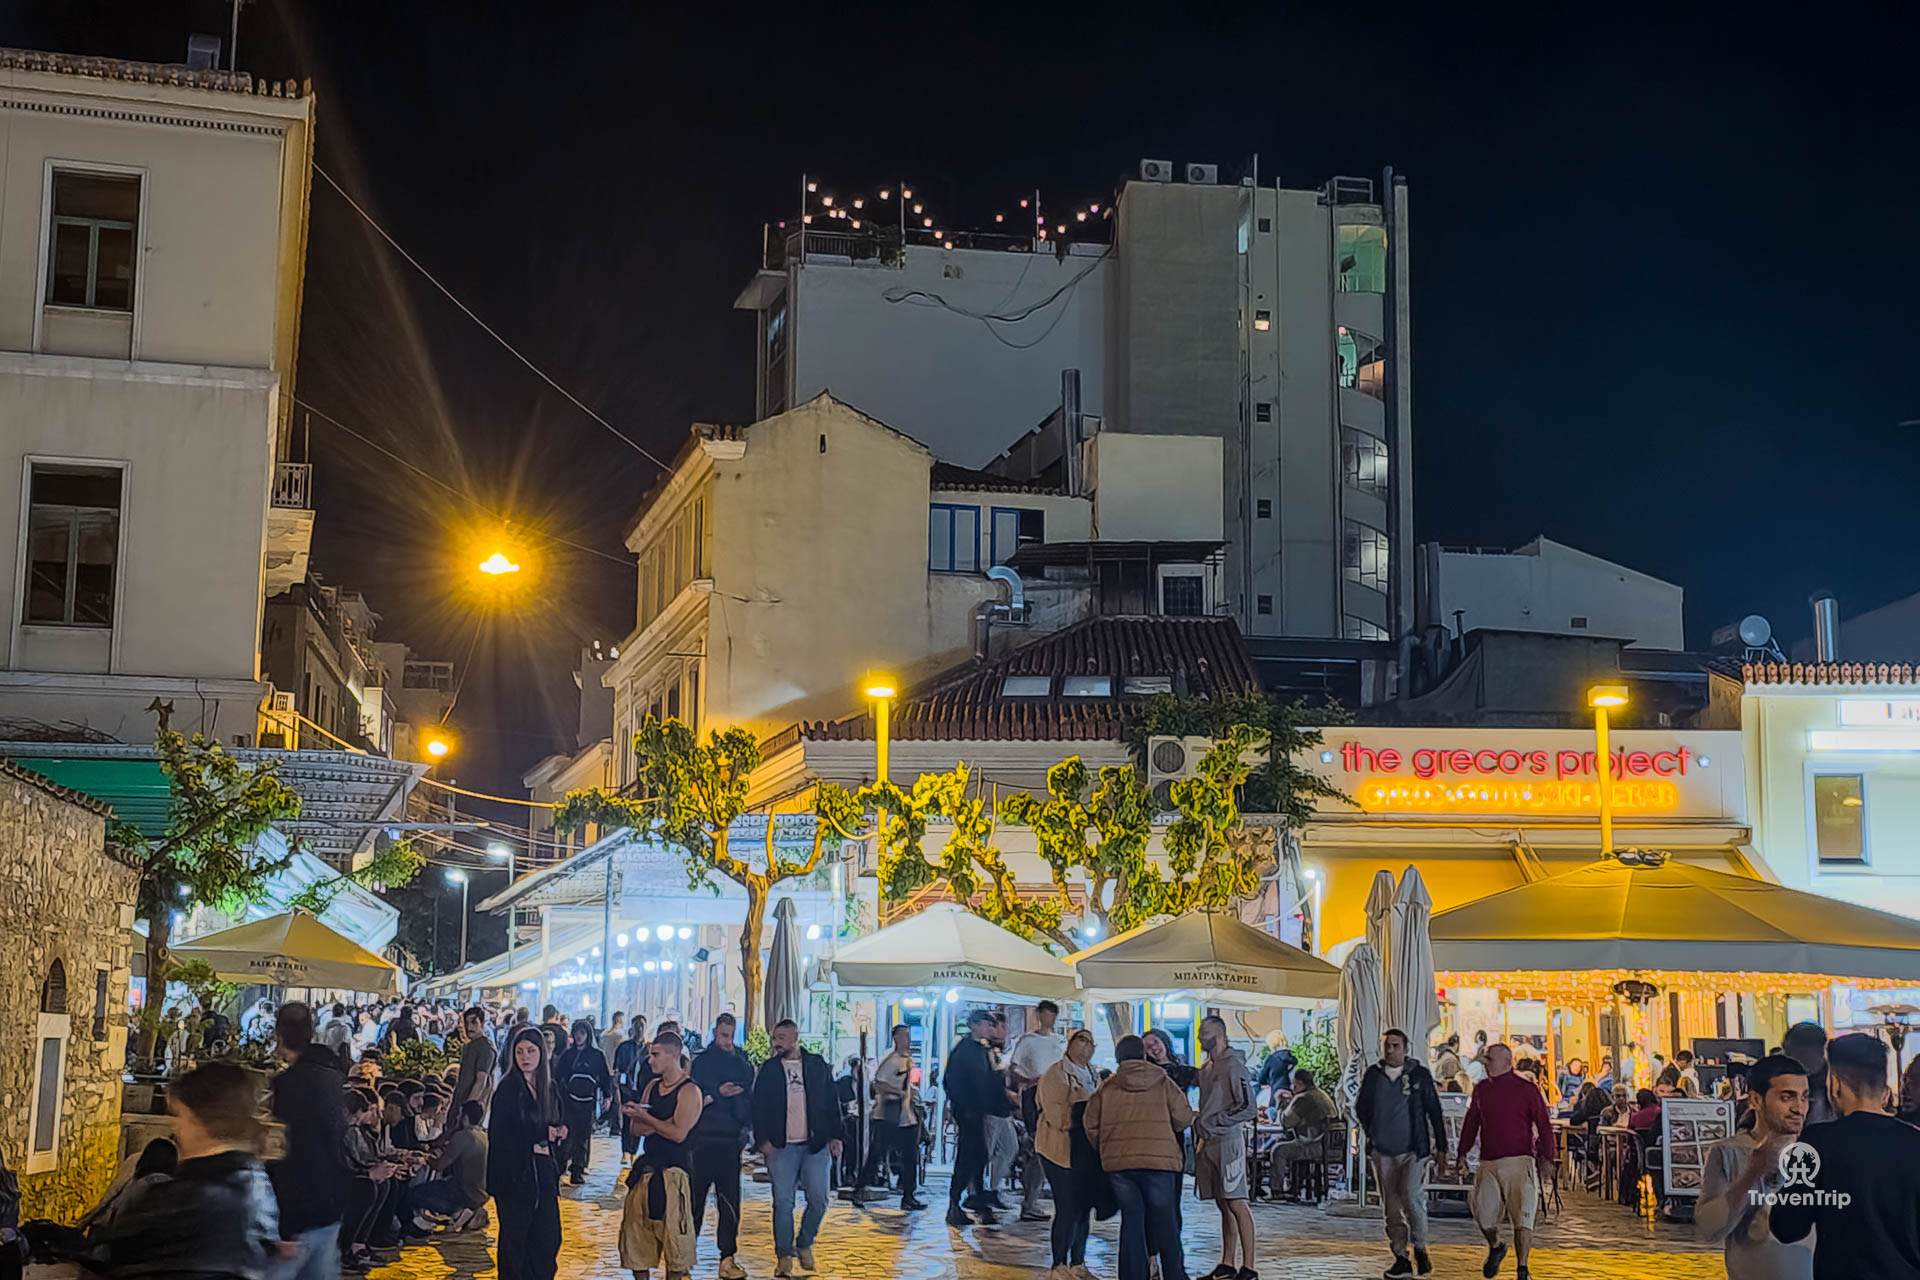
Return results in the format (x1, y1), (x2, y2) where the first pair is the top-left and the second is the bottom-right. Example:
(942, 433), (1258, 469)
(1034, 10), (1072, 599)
(824, 903), (1080, 1001)
(1069, 908), (1341, 1008)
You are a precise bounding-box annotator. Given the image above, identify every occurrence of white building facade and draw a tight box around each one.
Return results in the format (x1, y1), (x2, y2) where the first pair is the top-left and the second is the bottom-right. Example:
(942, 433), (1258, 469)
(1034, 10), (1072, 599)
(0, 52), (314, 742)
(1415, 537), (1686, 650)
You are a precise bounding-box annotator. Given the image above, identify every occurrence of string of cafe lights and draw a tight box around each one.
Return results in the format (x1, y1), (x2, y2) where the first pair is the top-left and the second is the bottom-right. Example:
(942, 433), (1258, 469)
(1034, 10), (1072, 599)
(783, 175), (1115, 253)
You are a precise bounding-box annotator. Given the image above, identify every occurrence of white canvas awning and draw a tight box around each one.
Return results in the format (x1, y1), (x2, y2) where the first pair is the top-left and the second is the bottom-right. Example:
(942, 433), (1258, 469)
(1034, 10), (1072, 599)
(825, 903), (1080, 1001)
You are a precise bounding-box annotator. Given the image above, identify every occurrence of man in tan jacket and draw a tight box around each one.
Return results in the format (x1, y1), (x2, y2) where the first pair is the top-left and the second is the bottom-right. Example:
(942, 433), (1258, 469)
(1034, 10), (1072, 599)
(1083, 1035), (1195, 1280)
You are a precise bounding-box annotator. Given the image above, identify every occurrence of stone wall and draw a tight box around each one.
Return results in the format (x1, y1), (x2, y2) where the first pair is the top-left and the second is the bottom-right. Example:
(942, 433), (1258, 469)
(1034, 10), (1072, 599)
(0, 766), (136, 1220)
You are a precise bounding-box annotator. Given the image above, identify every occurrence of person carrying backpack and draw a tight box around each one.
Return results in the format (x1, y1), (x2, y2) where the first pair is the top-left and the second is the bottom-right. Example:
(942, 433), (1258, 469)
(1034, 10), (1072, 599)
(553, 1019), (612, 1186)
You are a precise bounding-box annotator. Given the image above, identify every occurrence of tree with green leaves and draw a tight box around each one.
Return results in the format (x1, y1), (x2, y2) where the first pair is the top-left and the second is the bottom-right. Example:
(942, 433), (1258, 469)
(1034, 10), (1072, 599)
(286, 838), (425, 916)
(129, 727), (303, 1058)
(555, 717), (864, 1033)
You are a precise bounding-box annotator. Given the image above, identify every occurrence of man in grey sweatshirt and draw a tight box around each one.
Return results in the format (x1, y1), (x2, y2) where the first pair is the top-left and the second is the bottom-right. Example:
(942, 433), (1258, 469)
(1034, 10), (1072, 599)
(1196, 1016), (1258, 1280)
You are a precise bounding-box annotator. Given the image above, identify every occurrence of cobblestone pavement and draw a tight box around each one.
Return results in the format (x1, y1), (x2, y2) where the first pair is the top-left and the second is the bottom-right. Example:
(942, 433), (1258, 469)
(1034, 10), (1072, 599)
(372, 1140), (1722, 1280)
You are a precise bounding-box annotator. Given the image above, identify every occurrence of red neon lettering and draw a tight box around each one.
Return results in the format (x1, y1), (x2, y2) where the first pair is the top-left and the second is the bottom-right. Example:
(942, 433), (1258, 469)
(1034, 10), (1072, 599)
(1626, 751), (1653, 776)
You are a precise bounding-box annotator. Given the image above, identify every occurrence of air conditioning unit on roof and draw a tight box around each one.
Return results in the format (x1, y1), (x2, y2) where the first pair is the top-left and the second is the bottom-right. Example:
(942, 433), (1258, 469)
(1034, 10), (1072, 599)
(1186, 163), (1219, 185)
(1140, 158), (1173, 183)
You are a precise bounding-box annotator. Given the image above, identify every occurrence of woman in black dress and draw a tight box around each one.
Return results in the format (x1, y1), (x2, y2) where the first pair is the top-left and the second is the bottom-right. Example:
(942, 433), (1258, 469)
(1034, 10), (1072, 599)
(490, 1026), (566, 1280)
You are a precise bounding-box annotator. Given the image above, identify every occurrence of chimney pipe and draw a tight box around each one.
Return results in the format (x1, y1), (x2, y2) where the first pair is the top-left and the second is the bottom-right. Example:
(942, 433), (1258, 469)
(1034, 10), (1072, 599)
(1810, 590), (1839, 663)
(1060, 369), (1082, 496)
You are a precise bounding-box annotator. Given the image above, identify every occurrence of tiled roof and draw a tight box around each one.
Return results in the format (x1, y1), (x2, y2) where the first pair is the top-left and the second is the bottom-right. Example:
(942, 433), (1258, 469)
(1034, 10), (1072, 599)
(0, 47), (310, 98)
(0, 758), (117, 817)
(1741, 661), (1920, 687)
(799, 615), (1257, 743)
(929, 461), (1066, 497)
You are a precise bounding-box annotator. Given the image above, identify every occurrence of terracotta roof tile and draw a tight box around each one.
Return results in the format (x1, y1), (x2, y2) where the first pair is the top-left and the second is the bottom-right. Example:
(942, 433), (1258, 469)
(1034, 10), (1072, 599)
(929, 461), (1066, 497)
(1741, 660), (1920, 686)
(0, 47), (310, 98)
(800, 615), (1256, 743)
(0, 757), (117, 817)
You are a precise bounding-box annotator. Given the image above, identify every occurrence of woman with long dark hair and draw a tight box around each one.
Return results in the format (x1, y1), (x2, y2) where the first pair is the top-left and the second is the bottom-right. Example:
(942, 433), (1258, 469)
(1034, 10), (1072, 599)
(489, 1026), (566, 1280)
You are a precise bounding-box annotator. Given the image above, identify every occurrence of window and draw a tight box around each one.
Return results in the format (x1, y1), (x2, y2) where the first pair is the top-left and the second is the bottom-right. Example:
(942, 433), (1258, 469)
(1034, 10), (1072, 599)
(47, 170), (140, 310)
(1337, 327), (1385, 399)
(1570, 616), (1589, 629)
(26, 464), (121, 627)
(686, 662), (700, 731)
(1060, 675), (1111, 697)
(1257, 217), (1272, 233)
(1122, 675), (1172, 695)
(1256, 498), (1272, 519)
(1813, 774), (1867, 864)
(1001, 675), (1050, 696)
(666, 683), (681, 721)
(1161, 573), (1206, 617)
(1255, 402), (1273, 422)
(928, 504), (980, 573)
(1341, 427), (1389, 499)
(1257, 595), (1273, 615)
(1343, 519), (1389, 594)
(1344, 616), (1389, 641)
(29, 962), (70, 1173)
(990, 507), (1046, 565)
(1336, 223), (1387, 293)
(1253, 310), (1272, 332)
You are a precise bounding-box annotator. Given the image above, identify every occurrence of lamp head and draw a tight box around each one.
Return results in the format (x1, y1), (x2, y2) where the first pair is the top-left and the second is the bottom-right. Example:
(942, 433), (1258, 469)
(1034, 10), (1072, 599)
(425, 736), (451, 759)
(1588, 684), (1630, 709)
(864, 674), (899, 700)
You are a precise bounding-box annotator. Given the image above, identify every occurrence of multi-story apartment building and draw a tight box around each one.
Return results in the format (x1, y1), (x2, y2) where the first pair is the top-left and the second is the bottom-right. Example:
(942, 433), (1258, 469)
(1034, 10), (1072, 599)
(0, 49), (315, 742)
(601, 392), (1225, 786)
(735, 163), (1412, 644)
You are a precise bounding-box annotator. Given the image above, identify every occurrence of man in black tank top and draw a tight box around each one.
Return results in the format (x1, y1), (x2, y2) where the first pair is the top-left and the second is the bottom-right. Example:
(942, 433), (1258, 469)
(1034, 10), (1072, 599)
(618, 1032), (704, 1280)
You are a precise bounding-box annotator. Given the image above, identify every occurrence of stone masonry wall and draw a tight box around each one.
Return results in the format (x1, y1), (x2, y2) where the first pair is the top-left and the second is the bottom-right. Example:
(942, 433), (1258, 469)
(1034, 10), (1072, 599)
(0, 770), (136, 1220)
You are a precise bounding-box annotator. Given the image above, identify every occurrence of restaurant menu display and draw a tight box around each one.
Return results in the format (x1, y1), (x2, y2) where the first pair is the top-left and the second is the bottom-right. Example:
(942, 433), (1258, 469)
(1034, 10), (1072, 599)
(1659, 1097), (1734, 1198)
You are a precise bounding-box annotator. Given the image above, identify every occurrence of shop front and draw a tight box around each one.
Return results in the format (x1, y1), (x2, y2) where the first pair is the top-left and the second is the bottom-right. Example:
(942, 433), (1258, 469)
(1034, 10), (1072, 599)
(1297, 725), (1758, 1078)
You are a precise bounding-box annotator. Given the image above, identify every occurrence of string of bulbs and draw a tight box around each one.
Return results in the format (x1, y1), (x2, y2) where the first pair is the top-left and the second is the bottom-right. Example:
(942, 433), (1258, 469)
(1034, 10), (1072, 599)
(785, 176), (1114, 252)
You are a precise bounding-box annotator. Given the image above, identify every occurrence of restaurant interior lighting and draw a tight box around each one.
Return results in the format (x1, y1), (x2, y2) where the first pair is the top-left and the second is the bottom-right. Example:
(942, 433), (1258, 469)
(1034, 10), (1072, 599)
(617, 933), (629, 947)
(807, 924), (822, 940)
(633, 927), (650, 942)
(677, 926), (694, 940)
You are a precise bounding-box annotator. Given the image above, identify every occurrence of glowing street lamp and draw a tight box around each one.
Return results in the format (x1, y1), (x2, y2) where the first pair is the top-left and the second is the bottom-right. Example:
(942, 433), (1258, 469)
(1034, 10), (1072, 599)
(1587, 685), (1630, 857)
(424, 735), (452, 760)
(478, 552), (521, 576)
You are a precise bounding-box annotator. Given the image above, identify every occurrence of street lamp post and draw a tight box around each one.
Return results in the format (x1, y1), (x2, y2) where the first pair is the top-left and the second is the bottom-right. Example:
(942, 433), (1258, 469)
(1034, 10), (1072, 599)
(1587, 685), (1630, 858)
(447, 868), (470, 968)
(864, 674), (898, 918)
(489, 842), (515, 997)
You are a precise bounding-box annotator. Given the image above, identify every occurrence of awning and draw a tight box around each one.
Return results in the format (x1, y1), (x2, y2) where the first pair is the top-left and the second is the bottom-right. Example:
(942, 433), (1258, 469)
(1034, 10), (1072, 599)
(1429, 855), (1920, 982)
(170, 910), (399, 995)
(1070, 908), (1341, 1008)
(484, 923), (617, 991)
(825, 903), (1080, 1001)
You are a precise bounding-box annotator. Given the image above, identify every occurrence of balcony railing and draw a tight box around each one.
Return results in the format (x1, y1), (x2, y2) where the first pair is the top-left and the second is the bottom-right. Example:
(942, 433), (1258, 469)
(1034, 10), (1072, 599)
(272, 461), (313, 510)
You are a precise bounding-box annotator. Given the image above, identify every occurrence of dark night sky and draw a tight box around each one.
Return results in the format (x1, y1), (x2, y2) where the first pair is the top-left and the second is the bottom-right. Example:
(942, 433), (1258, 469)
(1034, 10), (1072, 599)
(9, 3), (1920, 797)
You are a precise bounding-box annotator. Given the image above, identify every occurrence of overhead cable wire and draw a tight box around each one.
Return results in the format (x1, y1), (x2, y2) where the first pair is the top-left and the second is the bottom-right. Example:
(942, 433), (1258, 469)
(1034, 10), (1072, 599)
(311, 161), (671, 473)
(293, 397), (631, 569)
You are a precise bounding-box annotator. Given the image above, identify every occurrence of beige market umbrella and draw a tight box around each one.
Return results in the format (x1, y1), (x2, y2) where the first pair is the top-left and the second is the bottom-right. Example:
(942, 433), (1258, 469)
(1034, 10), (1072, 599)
(1071, 908), (1340, 1007)
(1388, 868), (1442, 1053)
(825, 902), (1079, 1000)
(1430, 855), (1920, 981)
(170, 910), (399, 995)
(1365, 868), (1398, 996)
(1337, 940), (1383, 1111)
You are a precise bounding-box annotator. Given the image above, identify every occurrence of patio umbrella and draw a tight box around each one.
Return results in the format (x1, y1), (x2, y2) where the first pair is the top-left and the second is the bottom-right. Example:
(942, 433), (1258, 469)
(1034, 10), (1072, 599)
(1337, 940), (1383, 1113)
(1388, 867), (1442, 1054)
(1429, 855), (1920, 980)
(1364, 869), (1398, 988)
(1070, 908), (1341, 1008)
(169, 910), (399, 995)
(764, 897), (805, 1028)
(825, 902), (1079, 1000)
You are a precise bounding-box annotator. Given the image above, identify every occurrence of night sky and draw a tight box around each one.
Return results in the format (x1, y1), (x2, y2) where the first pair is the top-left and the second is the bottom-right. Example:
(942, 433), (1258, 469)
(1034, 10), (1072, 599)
(9, 3), (1920, 799)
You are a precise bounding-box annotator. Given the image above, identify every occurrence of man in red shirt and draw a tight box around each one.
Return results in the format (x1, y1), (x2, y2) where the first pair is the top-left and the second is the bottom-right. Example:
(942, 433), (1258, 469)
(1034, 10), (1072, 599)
(1455, 1043), (1554, 1280)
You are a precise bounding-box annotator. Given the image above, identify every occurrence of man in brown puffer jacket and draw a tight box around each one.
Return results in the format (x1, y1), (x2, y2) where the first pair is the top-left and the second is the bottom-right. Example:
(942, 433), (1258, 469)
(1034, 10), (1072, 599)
(1083, 1036), (1194, 1280)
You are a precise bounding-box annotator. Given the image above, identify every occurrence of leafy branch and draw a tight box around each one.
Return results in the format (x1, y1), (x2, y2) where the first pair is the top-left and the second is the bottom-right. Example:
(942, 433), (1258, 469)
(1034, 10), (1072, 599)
(287, 839), (425, 915)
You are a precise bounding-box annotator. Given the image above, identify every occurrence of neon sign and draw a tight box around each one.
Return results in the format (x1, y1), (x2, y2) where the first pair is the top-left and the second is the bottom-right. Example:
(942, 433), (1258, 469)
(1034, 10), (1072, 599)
(1337, 741), (1693, 781)
(1354, 776), (1680, 815)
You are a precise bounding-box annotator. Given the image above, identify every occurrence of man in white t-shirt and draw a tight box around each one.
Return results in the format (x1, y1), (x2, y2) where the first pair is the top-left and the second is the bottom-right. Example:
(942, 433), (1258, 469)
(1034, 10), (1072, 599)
(753, 1019), (842, 1277)
(859, 1024), (927, 1210)
(1006, 1000), (1067, 1222)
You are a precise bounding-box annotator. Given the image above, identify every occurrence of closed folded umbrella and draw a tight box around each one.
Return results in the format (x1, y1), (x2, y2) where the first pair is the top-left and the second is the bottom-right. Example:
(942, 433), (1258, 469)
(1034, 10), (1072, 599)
(764, 897), (804, 1029)
(1365, 869), (1398, 992)
(1388, 868), (1441, 1054)
(1337, 940), (1383, 1114)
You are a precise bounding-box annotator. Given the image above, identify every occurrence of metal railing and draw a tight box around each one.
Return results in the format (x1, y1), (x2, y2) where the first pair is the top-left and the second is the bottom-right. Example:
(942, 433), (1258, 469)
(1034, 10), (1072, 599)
(271, 461), (312, 510)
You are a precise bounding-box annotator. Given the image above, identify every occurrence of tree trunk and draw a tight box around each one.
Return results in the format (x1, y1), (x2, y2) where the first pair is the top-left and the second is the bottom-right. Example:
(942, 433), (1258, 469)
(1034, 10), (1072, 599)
(740, 878), (768, 1036)
(1102, 1001), (1132, 1043)
(138, 910), (172, 1065)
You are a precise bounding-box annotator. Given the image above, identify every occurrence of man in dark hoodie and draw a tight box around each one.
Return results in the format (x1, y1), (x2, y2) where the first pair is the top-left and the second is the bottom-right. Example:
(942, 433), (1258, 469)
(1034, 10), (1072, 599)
(267, 1003), (347, 1280)
(690, 1013), (755, 1280)
(752, 1019), (843, 1278)
(1356, 1028), (1450, 1279)
(553, 1019), (613, 1185)
(942, 1009), (1001, 1228)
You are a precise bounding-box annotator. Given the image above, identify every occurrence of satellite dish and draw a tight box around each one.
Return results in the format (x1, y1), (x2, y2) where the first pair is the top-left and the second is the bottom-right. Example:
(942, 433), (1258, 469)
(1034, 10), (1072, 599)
(1737, 614), (1772, 648)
